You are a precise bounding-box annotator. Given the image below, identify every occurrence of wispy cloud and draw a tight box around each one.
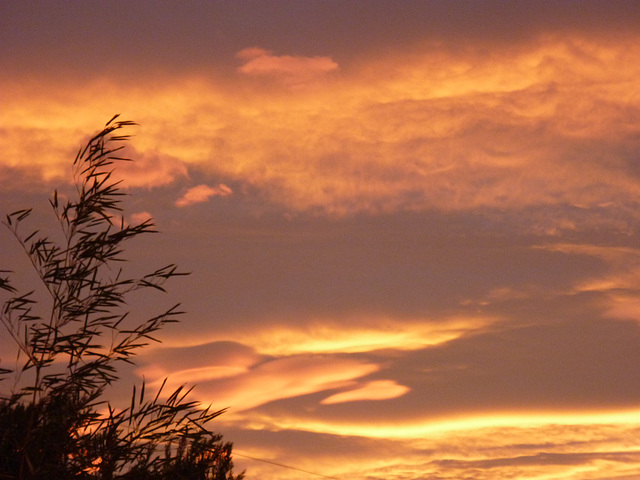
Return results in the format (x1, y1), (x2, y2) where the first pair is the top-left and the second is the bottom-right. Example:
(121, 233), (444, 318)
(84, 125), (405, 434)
(129, 211), (153, 225)
(139, 351), (380, 412)
(191, 316), (496, 355)
(321, 380), (410, 404)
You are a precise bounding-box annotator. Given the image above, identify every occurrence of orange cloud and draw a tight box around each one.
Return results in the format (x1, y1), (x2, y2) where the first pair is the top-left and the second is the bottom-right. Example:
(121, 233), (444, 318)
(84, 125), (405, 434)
(138, 353), (380, 412)
(236, 47), (339, 85)
(175, 183), (232, 207)
(2, 34), (639, 230)
(223, 35), (640, 220)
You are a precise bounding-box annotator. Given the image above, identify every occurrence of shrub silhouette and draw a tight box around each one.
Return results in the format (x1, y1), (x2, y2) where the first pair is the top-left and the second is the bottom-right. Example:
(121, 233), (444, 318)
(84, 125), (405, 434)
(0, 116), (244, 480)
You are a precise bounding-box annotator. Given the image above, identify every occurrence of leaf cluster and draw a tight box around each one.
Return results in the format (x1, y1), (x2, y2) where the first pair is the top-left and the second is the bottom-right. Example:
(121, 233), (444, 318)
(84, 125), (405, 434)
(0, 116), (244, 480)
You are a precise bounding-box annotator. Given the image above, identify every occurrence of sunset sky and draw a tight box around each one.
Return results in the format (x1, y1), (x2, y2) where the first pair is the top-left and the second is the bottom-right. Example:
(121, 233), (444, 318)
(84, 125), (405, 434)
(2, 1), (640, 479)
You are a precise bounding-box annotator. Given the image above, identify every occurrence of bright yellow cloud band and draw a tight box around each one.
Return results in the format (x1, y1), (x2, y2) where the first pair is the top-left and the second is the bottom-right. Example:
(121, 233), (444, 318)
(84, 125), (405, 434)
(239, 408), (640, 440)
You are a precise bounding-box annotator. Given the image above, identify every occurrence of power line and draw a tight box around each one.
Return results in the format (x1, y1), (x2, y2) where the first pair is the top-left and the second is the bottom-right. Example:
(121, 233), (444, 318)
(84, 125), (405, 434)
(234, 451), (339, 480)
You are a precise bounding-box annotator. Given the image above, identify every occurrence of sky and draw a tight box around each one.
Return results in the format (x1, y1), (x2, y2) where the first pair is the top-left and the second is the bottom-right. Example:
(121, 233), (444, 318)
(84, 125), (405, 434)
(1, 1), (640, 479)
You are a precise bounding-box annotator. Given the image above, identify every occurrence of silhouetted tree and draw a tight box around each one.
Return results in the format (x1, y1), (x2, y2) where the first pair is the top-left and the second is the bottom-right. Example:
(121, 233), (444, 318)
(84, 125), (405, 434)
(0, 116), (244, 480)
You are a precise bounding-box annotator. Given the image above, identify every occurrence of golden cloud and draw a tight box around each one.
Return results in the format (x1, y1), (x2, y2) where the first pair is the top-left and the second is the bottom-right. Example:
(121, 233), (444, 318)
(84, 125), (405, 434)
(157, 315), (495, 355)
(2, 34), (639, 226)
(227, 409), (640, 480)
(239, 407), (640, 440)
(138, 354), (380, 412)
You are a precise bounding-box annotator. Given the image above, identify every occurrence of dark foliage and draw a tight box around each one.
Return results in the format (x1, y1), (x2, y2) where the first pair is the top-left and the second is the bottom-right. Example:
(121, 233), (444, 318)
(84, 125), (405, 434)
(0, 116), (244, 480)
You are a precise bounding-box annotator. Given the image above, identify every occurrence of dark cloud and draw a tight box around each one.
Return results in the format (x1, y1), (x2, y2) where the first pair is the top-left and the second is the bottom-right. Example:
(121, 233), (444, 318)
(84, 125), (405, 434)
(431, 450), (640, 469)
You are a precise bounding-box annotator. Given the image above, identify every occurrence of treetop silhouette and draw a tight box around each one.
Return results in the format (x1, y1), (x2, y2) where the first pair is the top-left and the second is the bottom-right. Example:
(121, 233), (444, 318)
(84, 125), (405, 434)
(0, 115), (244, 480)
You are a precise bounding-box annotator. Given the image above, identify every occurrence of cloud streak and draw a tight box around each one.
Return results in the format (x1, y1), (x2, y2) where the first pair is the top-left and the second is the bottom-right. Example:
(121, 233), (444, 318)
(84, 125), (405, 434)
(140, 351), (380, 412)
(320, 380), (409, 405)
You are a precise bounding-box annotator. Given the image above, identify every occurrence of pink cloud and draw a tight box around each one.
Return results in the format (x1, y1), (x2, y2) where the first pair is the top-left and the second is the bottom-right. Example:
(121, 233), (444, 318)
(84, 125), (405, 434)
(114, 150), (188, 188)
(129, 211), (153, 225)
(236, 47), (339, 85)
(175, 183), (232, 207)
